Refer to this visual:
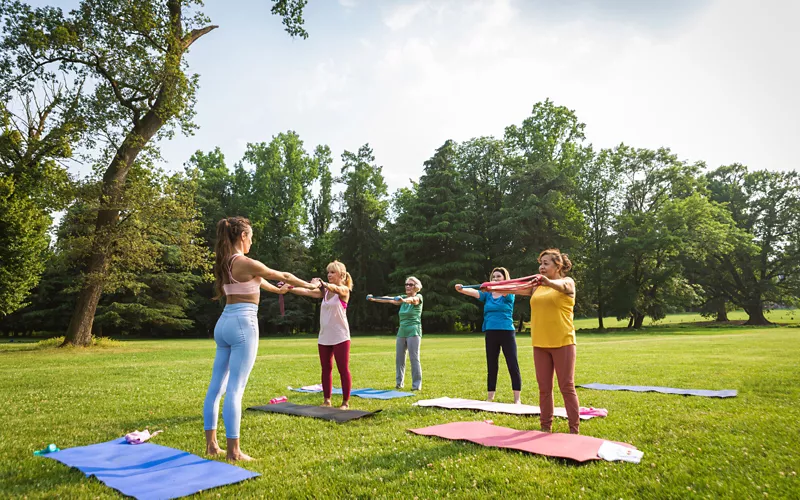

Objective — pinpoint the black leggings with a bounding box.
[485,330,522,391]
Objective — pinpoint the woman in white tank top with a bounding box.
[282,261,354,409]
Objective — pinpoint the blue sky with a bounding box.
[29,0,800,191]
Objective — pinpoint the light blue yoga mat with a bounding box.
[42,437,259,499]
[579,383,737,398]
[290,386,414,399]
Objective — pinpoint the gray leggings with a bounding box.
[396,335,422,390]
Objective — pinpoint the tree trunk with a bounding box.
[62,112,167,346]
[715,302,729,322]
[626,315,634,328]
[597,295,605,330]
[744,303,771,325]
[633,312,645,329]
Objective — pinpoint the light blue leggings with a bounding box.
[203,303,259,439]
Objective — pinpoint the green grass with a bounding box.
[573,308,800,330]
[1,324,799,498]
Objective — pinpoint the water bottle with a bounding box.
[269,396,288,404]
[34,443,59,456]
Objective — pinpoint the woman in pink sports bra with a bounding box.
[282,260,353,409]
[203,217,317,462]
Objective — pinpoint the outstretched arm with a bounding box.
[242,258,317,290]
[281,283,324,299]
[455,284,480,299]
[539,276,575,297]
[367,295,403,306]
[318,281,351,302]
[400,295,421,306]
[260,279,283,294]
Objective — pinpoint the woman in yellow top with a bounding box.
[512,248,579,434]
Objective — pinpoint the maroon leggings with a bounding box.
[534,344,580,434]
[318,341,352,401]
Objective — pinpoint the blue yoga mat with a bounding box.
[42,437,259,499]
[579,383,737,398]
[290,386,414,399]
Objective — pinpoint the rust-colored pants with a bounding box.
[533,344,580,434]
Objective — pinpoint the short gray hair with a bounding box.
[405,276,422,292]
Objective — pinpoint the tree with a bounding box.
[58,165,210,335]
[391,140,483,331]
[306,144,335,332]
[335,144,389,331]
[605,145,710,328]
[0,0,308,345]
[473,101,587,328]
[0,86,80,316]
[457,136,508,280]
[575,147,622,329]
[696,165,800,324]
[243,131,318,269]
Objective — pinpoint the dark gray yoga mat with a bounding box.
[248,402,381,422]
[579,383,737,398]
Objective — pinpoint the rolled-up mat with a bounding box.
[579,383,737,398]
[413,397,606,420]
[41,437,259,499]
[248,402,380,422]
[409,421,641,463]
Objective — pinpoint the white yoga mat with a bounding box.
[413,397,607,420]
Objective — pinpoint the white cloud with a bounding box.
[296,60,351,113]
[160,0,799,195]
[338,0,357,8]
[383,2,427,31]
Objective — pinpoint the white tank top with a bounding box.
[318,289,350,345]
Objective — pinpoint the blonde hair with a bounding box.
[490,267,510,281]
[326,260,354,290]
[405,276,422,292]
[538,248,573,277]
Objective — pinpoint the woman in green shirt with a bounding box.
[368,276,424,390]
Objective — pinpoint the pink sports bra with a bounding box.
[222,254,262,295]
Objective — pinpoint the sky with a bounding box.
[27,0,800,192]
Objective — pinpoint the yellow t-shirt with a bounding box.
[529,285,576,348]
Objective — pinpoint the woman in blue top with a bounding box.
[455,267,522,403]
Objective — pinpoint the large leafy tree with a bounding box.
[335,144,389,331]
[457,136,508,278]
[0,0,308,345]
[496,101,586,324]
[391,140,483,332]
[0,87,80,316]
[605,145,713,328]
[5,165,210,336]
[695,165,800,324]
[243,131,318,269]
[575,146,621,329]
[306,144,335,332]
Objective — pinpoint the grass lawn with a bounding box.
[1,322,799,498]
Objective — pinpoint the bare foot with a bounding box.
[227,451,254,462]
[321,399,332,407]
[206,445,224,456]
[514,400,522,405]
[339,402,349,410]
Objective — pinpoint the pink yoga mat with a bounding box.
[409,421,636,463]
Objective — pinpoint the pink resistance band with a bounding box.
[479,275,541,292]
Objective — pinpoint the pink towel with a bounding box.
[579,407,608,417]
[124,429,162,445]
